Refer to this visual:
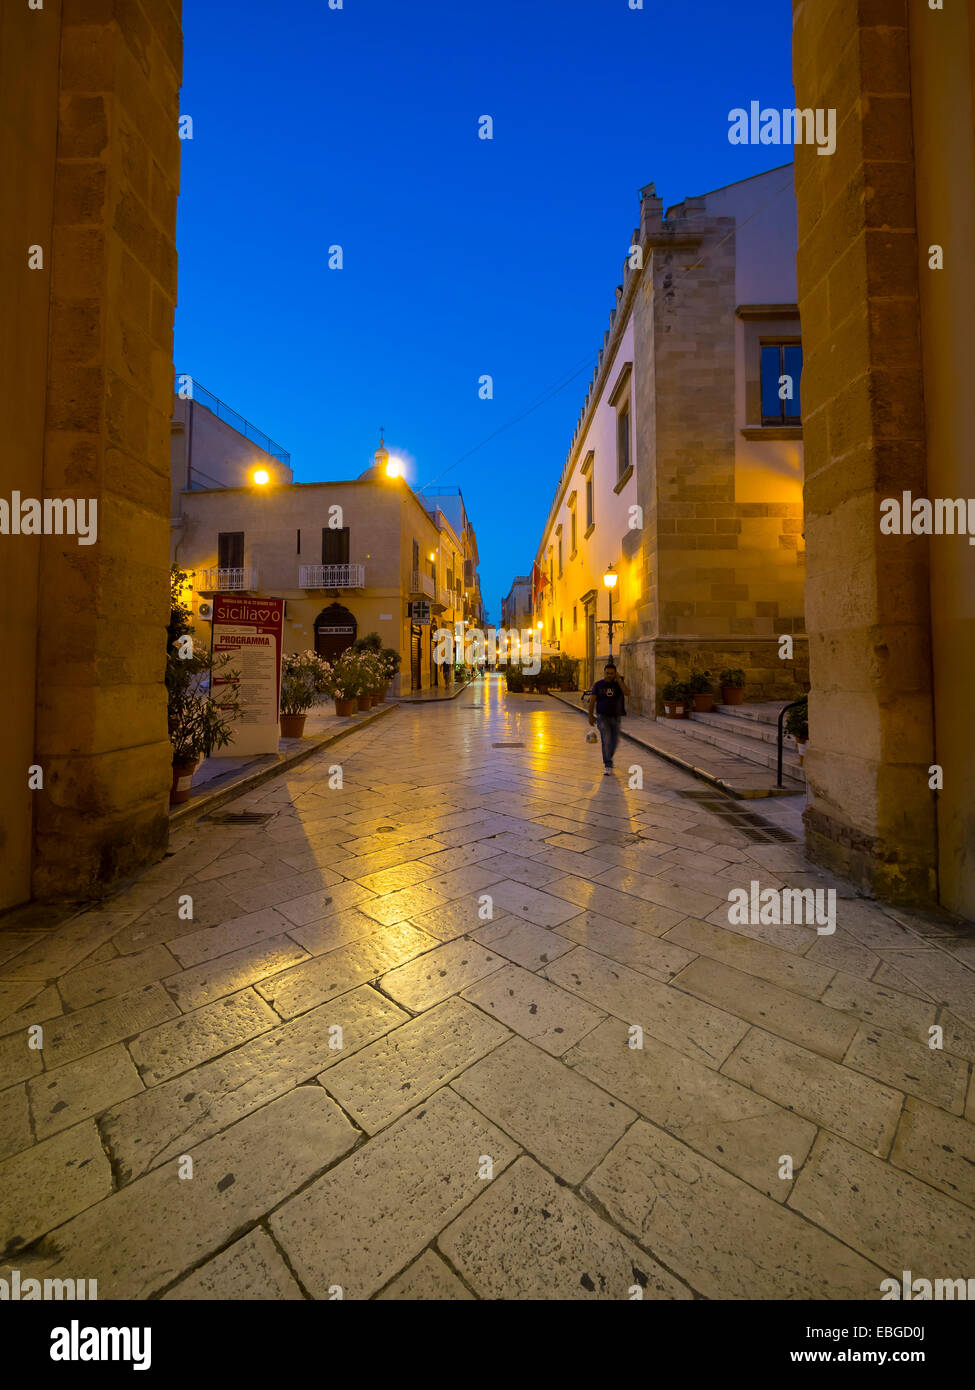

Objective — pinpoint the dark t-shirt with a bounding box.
[592,679,625,717]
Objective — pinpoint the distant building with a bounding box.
[531,166,806,712]
[501,576,532,633]
[170,402,483,692]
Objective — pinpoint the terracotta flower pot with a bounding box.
[334,696,357,716]
[170,757,199,805]
[356,694,372,711]
[692,693,715,713]
[280,713,307,738]
[720,685,744,705]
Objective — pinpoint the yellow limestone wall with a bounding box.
[792,0,942,904]
[1,0,183,906]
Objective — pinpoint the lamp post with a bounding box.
[600,564,622,660]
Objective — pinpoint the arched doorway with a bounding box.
[314,604,357,661]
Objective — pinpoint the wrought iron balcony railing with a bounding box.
[299,564,366,589]
[197,566,256,593]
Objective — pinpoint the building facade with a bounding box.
[170,418,483,694]
[531,167,808,714]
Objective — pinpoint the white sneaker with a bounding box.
[603,767,613,776]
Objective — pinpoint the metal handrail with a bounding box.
[777,699,806,788]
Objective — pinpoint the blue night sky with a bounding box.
[175,0,796,623]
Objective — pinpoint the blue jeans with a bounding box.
[596,715,621,767]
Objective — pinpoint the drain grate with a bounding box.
[673,789,798,843]
[204,811,273,825]
[492,742,525,748]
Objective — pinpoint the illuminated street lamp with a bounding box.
[600,564,622,660]
[252,468,270,486]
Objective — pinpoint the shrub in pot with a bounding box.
[505,668,525,693]
[352,634,387,704]
[719,667,746,704]
[688,668,715,712]
[380,646,401,699]
[280,650,333,737]
[332,648,365,715]
[554,652,579,691]
[167,566,242,803]
[785,695,809,764]
[661,677,691,719]
[536,659,558,693]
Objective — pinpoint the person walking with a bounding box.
[587,661,629,774]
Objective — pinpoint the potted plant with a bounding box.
[554,652,579,691]
[351,652,375,709]
[166,568,242,803]
[688,668,715,713]
[660,676,691,719]
[453,662,468,684]
[719,668,746,705]
[280,650,332,737]
[785,695,809,764]
[536,659,556,694]
[505,668,525,693]
[331,648,364,716]
[380,646,401,700]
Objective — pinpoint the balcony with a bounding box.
[197,566,257,594]
[299,564,365,589]
[436,586,456,610]
[410,570,436,598]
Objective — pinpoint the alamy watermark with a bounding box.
[880,492,975,544]
[727,880,836,935]
[0,493,97,545]
[881,1271,973,1300]
[728,102,836,156]
[1,1269,97,1300]
[434,624,541,674]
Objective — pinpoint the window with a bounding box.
[296,529,301,554]
[218,532,244,570]
[761,343,803,424]
[559,614,563,633]
[586,476,594,529]
[573,606,578,631]
[570,509,577,554]
[322,526,350,565]
[558,535,563,576]
[412,539,420,573]
[616,404,631,480]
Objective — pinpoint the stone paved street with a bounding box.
[1,677,973,1300]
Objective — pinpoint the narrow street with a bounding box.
[2,677,973,1300]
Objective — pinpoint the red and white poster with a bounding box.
[210,595,285,755]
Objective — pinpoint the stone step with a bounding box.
[660,712,806,784]
[714,700,794,727]
[693,706,797,748]
[546,691,806,798]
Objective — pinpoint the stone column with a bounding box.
[5,0,183,902]
[792,0,937,902]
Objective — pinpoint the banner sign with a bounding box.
[211,595,285,755]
